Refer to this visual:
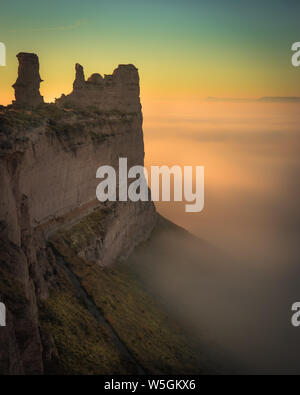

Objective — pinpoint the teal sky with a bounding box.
[0,0,299,103]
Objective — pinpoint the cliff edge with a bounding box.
[0,53,158,374]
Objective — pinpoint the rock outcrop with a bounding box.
[73,63,85,90]
[56,63,141,113]
[0,53,157,374]
[12,53,44,109]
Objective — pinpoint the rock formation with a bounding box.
[12,53,44,109]
[56,63,141,113]
[0,53,157,374]
[73,63,85,90]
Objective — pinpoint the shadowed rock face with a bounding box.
[12,53,44,109]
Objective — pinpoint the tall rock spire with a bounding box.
[73,63,85,91]
[12,53,44,109]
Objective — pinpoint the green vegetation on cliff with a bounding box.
[39,290,135,375]
[45,210,201,374]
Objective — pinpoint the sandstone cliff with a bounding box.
[0,53,158,374]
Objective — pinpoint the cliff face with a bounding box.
[0,54,157,374]
[0,108,149,246]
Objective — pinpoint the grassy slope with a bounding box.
[46,210,203,374]
[39,263,136,375]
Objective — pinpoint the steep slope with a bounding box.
[46,211,203,374]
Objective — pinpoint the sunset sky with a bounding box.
[0,0,300,105]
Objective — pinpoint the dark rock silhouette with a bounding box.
[12,53,44,109]
[73,63,85,90]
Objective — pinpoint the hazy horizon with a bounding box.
[1,0,300,106]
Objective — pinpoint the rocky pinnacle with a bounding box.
[12,53,44,109]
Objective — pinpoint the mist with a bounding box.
[127,101,300,374]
